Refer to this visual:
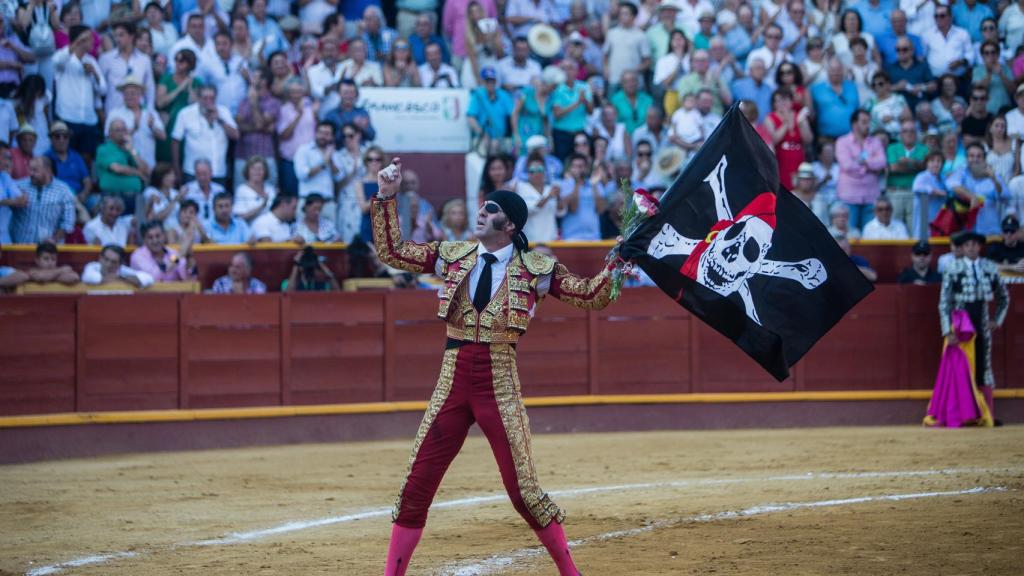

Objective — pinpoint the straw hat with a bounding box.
[528,24,562,58]
[653,146,686,179]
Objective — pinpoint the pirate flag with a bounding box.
[619,103,874,381]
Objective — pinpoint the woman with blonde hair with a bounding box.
[234,155,277,222]
[437,197,472,240]
[350,145,386,242]
[383,38,422,87]
[461,0,505,88]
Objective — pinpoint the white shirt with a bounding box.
[98,49,156,112]
[861,217,910,240]
[923,26,973,77]
[53,48,108,124]
[171,103,238,178]
[105,106,165,167]
[197,52,248,114]
[418,62,460,88]
[467,241,514,303]
[146,21,179,56]
[306,60,344,100]
[339,58,383,86]
[83,215,135,247]
[293,142,347,199]
[233,182,276,221]
[1006,108,1024,140]
[515,179,562,243]
[143,186,179,228]
[250,211,295,242]
[0,100,19,144]
[745,46,790,80]
[169,35,217,64]
[182,180,226,221]
[496,56,541,91]
[82,261,155,287]
[901,0,935,38]
[675,0,715,38]
[999,3,1024,53]
[670,107,702,144]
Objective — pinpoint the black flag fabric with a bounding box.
[619,103,874,381]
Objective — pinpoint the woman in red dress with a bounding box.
[765,89,814,191]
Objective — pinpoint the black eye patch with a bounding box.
[484,202,501,214]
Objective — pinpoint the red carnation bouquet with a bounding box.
[608,179,659,300]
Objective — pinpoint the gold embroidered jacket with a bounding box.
[372,196,612,344]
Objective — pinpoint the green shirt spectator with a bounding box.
[95,122,147,197]
[886,140,929,189]
[608,71,653,133]
[549,80,592,133]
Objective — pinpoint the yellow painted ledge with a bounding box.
[2,390,1022,429]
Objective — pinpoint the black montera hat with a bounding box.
[486,190,530,251]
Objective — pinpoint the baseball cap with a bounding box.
[1016,83,1024,96]
[568,31,586,44]
[911,241,931,255]
[480,67,497,81]
[1002,214,1020,233]
[525,134,548,150]
[796,162,814,179]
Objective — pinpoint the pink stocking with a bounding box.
[534,521,580,576]
[384,524,423,576]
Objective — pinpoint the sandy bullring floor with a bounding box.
[2,426,1023,575]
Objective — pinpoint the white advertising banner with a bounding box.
[358,88,471,153]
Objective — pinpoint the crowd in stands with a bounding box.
[1,0,1024,290]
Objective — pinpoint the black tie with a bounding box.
[473,253,498,312]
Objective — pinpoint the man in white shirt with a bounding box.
[105,76,166,167]
[171,85,239,183]
[861,197,910,239]
[1006,85,1024,139]
[603,2,651,88]
[197,31,249,114]
[339,37,383,86]
[922,5,973,79]
[83,195,135,246]
[179,0,229,41]
[418,41,459,88]
[497,37,541,94]
[306,36,345,100]
[53,25,108,158]
[294,121,347,199]
[98,22,156,113]
[170,14,217,63]
[250,195,302,243]
[82,244,154,288]
[182,159,226,221]
[745,23,790,80]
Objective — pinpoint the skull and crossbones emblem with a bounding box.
[647,155,827,325]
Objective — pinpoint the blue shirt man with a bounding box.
[730,76,773,123]
[876,32,923,65]
[409,33,450,65]
[811,80,860,138]
[947,149,1010,236]
[0,169,20,244]
[549,80,591,134]
[44,148,89,196]
[853,0,895,39]
[468,68,515,139]
[952,0,993,42]
[206,192,252,244]
[558,165,602,241]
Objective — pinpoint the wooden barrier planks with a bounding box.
[77,294,180,411]
[0,297,78,415]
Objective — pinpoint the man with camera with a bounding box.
[373,157,617,576]
[284,246,340,292]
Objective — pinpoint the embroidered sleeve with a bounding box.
[938,269,954,336]
[371,196,439,274]
[548,263,613,311]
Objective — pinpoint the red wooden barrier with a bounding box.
[0,297,77,415]
[284,292,385,405]
[77,295,180,411]
[180,295,282,408]
[0,285,1019,417]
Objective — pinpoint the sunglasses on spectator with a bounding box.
[982,49,998,55]
[896,46,911,52]
[527,166,545,173]
[765,33,782,39]
[51,133,70,139]
[636,151,652,157]
[971,94,988,101]
[367,156,384,162]
[982,25,996,31]
[483,201,503,214]
[935,12,949,18]
[875,207,892,212]
[344,132,359,138]
[873,80,888,87]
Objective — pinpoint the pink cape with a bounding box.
[924,310,993,428]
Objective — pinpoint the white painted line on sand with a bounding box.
[441,486,1008,576]
[24,466,1022,575]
